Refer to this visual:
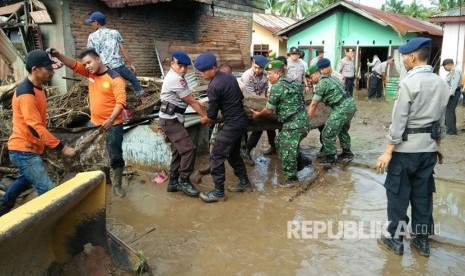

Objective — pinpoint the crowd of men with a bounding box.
[0,10,457,259]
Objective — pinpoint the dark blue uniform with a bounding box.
[207,71,249,192]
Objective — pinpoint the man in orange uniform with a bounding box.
[0,50,76,216]
[51,48,127,197]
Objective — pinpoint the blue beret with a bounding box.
[194,53,217,72]
[316,58,331,69]
[172,50,191,65]
[399,37,431,54]
[253,55,268,68]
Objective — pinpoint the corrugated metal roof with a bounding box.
[276,0,442,37]
[101,0,211,8]
[0,2,22,16]
[430,6,465,18]
[253,13,298,34]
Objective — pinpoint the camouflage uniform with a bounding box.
[314,75,357,156]
[266,77,311,179]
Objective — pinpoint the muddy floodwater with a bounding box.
[108,153,465,275]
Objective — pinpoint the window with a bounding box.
[253,44,269,56]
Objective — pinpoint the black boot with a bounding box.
[241,148,255,166]
[0,204,11,217]
[167,173,179,193]
[337,149,355,160]
[178,176,200,197]
[227,175,253,192]
[377,235,404,255]
[297,152,312,171]
[200,183,225,203]
[318,154,336,165]
[411,235,430,257]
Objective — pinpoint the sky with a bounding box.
[357,0,433,9]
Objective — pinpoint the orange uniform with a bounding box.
[71,60,126,125]
[8,78,63,154]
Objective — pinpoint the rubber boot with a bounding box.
[297,152,312,171]
[178,176,200,197]
[337,149,355,160]
[377,235,404,255]
[411,235,430,257]
[227,175,253,192]
[167,173,179,192]
[110,167,126,198]
[0,204,11,217]
[318,154,336,165]
[200,183,225,203]
[241,147,255,166]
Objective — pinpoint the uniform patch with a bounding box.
[180,78,187,88]
[103,81,110,88]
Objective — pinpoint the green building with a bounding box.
[276,0,443,90]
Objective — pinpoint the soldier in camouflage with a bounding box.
[252,60,311,187]
[308,59,357,164]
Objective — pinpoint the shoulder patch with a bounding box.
[106,69,122,79]
[15,78,36,97]
[180,78,188,89]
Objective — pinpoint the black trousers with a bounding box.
[159,118,196,178]
[445,88,461,134]
[384,152,437,237]
[344,76,355,97]
[247,130,276,151]
[368,75,382,99]
[210,126,248,189]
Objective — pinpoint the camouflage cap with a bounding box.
[265,60,285,71]
[308,64,319,75]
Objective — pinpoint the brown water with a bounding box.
[108,155,465,275]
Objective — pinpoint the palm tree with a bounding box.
[405,0,427,18]
[432,0,461,11]
[311,0,341,10]
[266,0,284,15]
[381,0,406,14]
[279,0,313,19]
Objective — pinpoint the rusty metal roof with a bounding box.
[101,0,211,8]
[253,13,298,34]
[276,0,442,37]
[430,6,465,18]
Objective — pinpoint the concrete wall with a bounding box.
[251,22,286,56]
[439,22,465,78]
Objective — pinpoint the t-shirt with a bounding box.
[72,61,126,126]
[207,71,248,130]
[160,69,191,122]
[87,27,124,69]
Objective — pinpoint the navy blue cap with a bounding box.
[85,12,105,25]
[252,55,268,68]
[194,53,217,72]
[172,51,191,65]
[288,47,300,54]
[316,58,331,69]
[26,50,61,69]
[399,37,431,54]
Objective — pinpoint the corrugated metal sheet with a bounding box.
[253,13,298,34]
[30,10,52,24]
[0,2,22,16]
[277,0,442,37]
[430,6,465,18]
[101,0,211,8]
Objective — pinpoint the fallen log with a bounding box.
[0,82,19,103]
[283,165,329,202]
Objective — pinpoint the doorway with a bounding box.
[358,46,389,89]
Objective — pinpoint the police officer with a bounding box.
[376,38,449,257]
[195,53,252,202]
[337,48,356,97]
[308,58,357,164]
[252,60,311,187]
[442,58,462,135]
[368,56,394,101]
[287,47,310,94]
[159,51,207,197]
[241,55,277,163]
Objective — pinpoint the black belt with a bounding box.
[405,126,432,134]
[329,94,349,109]
[173,106,186,114]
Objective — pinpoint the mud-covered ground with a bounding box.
[107,90,465,275]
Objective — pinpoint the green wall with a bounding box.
[287,10,418,68]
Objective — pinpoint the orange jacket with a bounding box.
[8,78,63,154]
[71,61,126,126]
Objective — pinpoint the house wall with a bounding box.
[40,0,257,93]
[439,22,465,78]
[251,22,284,56]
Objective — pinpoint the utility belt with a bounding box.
[282,106,305,124]
[371,71,382,78]
[329,93,349,109]
[402,121,442,141]
[160,100,186,115]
